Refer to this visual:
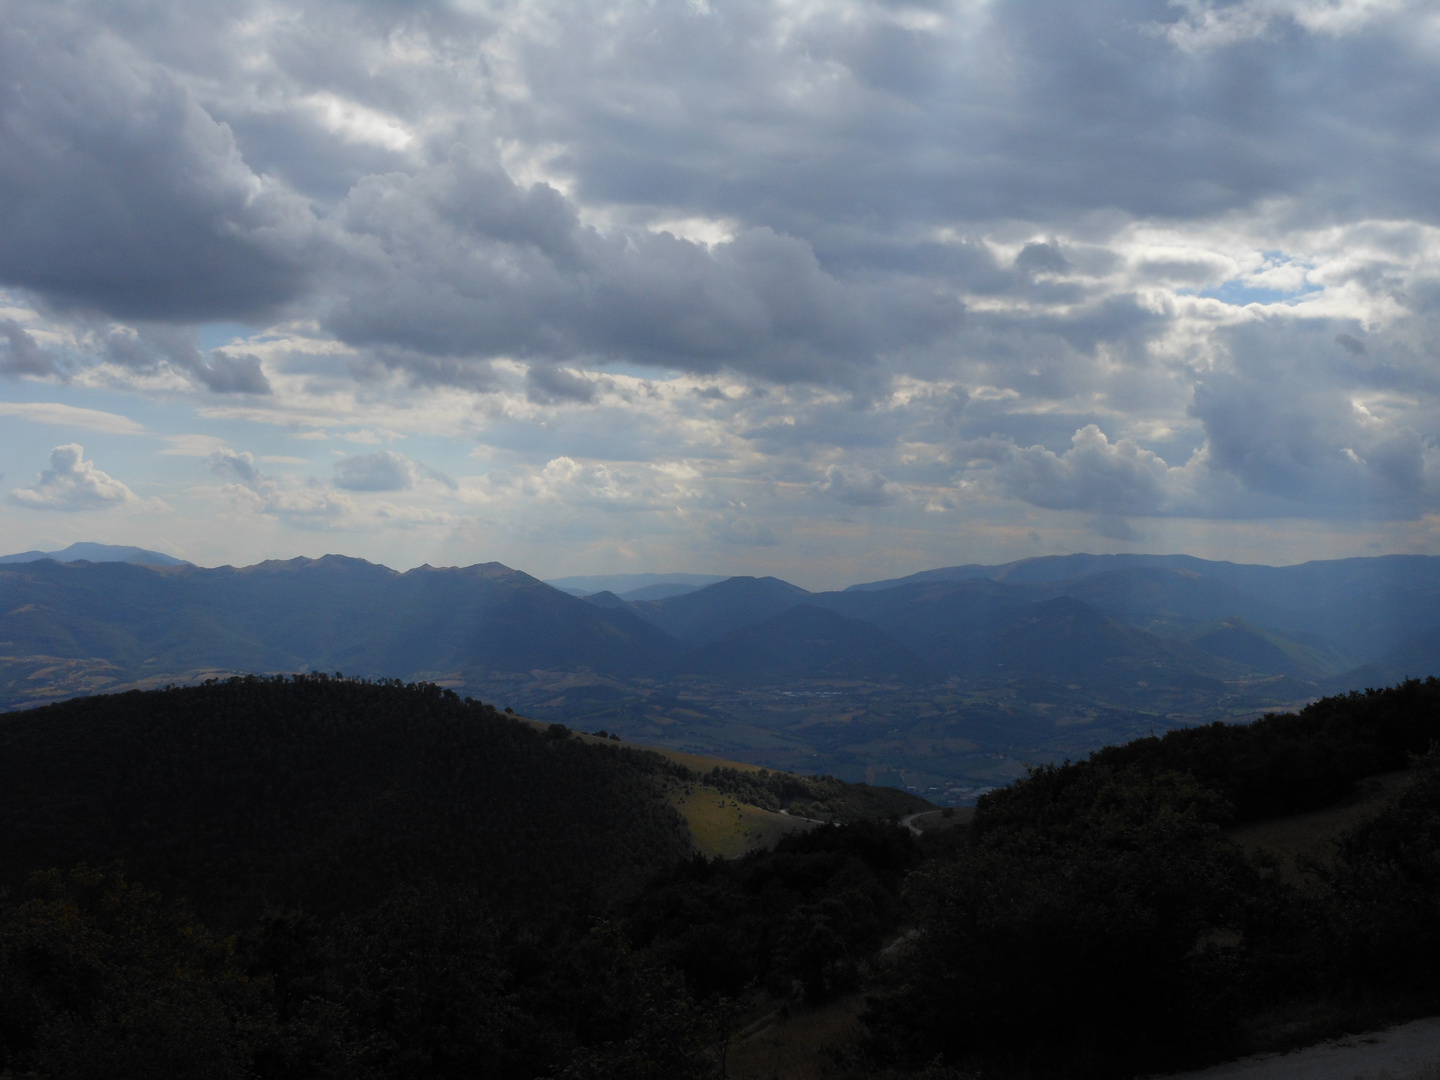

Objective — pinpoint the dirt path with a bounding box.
[1153,1018,1440,1080]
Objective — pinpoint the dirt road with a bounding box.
[1154,1018,1440,1080]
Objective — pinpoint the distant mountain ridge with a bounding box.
[7,547,1440,728]
[0,542,188,566]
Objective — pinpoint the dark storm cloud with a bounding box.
[526,365,599,405]
[0,6,316,322]
[517,0,1440,242]
[0,321,61,377]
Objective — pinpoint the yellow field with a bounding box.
[671,783,814,858]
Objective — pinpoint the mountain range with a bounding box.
[5,546,1440,801]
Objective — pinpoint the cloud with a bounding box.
[0,5,314,321]
[707,516,781,548]
[195,353,271,394]
[9,444,138,511]
[208,447,263,486]
[333,450,420,492]
[0,0,1439,569]
[1335,332,1367,356]
[103,327,272,394]
[0,402,143,434]
[326,149,961,387]
[965,425,1183,518]
[526,364,600,404]
[1189,371,1434,516]
[814,464,903,507]
[0,320,62,377]
[205,445,351,524]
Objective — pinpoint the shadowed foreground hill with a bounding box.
[0,676,924,928]
[0,676,699,926]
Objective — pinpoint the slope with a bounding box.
[0,557,685,708]
[0,676,695,926]
[629,575,813,645]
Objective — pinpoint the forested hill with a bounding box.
[0,676,922,927]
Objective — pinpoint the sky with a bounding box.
[2,0,1440,589]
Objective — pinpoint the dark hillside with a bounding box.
[0,676,694,926]
[861,678,1440,1080]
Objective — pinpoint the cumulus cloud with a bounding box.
[965,425,1184,518]
[9,444,138,511]
[208,447,263,486]
[205,445,351,525]
[333,450,420,492]
[814,464,903,507]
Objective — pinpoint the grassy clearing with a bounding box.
[671,783,813,858]
[518,716,768,773]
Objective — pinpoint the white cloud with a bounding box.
[963,426,1188,518]
[0,402,143,434]
[9,444,140,511]
[333,450,419,492]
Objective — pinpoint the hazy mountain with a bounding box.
[815,578,1042,668]
[0,542,189,566]
[845,553,1210,591]
[1039,567,1314,637]
[544,571,727,596]
[1331,625,1440,691]
[846,554,1440,666]
[619,582,706,601]
[677,605,935,684]
[965,595,1235,690]
[1182,617,1350,680]
[630,575,814,646]
[0,557,683,708]
[581,590,631,609]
